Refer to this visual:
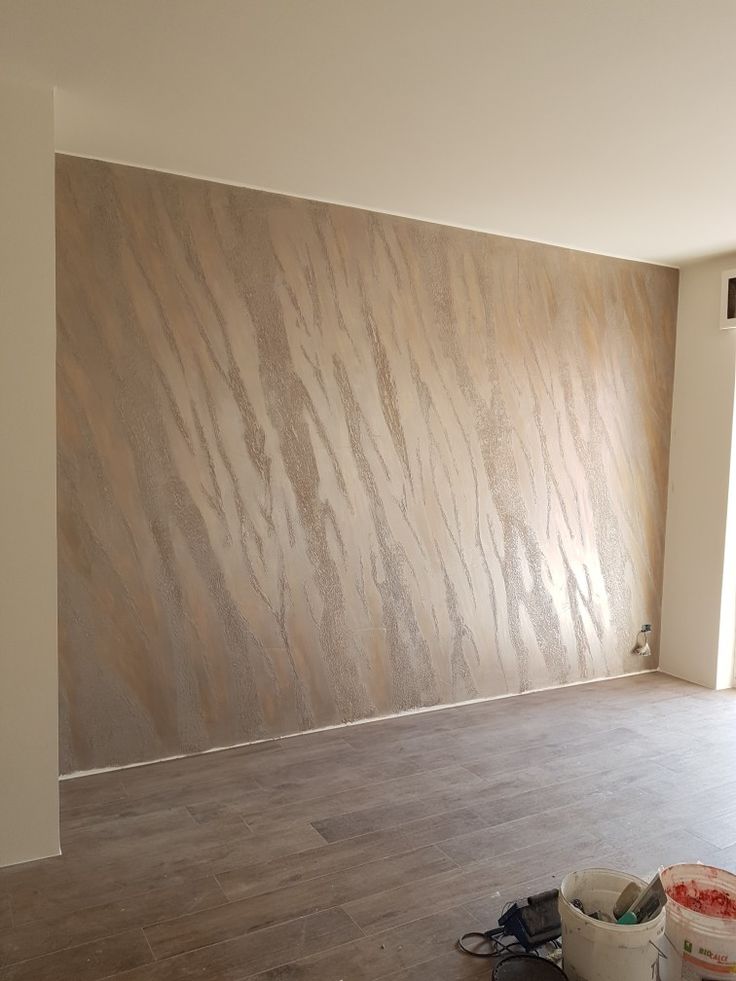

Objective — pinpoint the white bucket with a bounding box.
[660,864,736,980]
[559,868,666,981]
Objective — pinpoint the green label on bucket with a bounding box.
[684,940,692,953]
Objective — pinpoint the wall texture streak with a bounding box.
[56,155,678,773]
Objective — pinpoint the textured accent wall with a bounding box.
[56,155,678,773]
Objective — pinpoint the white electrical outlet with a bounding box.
[632,624,652,656]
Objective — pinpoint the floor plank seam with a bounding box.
[340,904,367,937]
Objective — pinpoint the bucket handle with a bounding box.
[649,939,668,960]
[649,936,674,981]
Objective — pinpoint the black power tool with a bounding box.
[498,890,562,949]
[458,888,562,957]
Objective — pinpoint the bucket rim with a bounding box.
[560,868,665,933]
[660,863,736,925]
[492,952,569,978]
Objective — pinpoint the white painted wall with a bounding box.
[0,78,59,866]
[1,1,736,264]
[661,253,736,689]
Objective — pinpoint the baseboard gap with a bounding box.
[60,666,658,780]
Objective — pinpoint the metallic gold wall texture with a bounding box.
[56,155,678,773]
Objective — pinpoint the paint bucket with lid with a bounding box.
[660,863,736,980]
[559,868,666,981]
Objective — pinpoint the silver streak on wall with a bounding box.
[56,155,678,772]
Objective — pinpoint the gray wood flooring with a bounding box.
[2,672,736,980]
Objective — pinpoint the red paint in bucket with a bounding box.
[667,882,736,919]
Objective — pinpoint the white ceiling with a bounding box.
[2,0,735,266]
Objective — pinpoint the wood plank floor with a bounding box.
[2,672,736,980]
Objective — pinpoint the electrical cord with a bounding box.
[457,928,538,958]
